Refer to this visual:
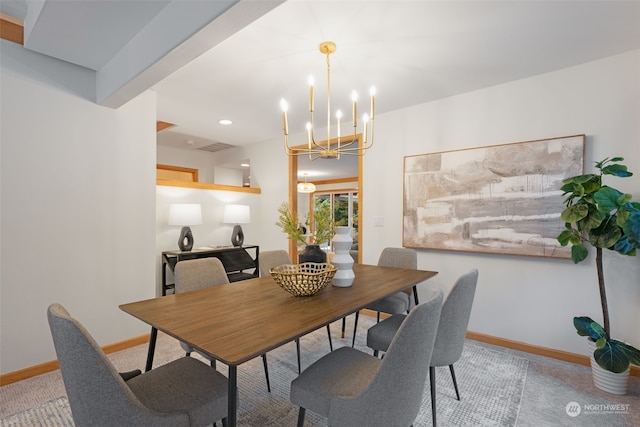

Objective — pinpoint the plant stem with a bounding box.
[596,246,610,339]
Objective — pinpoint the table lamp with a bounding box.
[223,204,250,247]
[168,204,202,251]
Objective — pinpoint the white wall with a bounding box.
[1,41,158,374]
[363,50,640,354]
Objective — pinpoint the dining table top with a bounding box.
[119,263,438,366]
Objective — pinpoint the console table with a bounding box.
[161,245,259,295]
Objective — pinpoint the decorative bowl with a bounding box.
[270,263,338,297]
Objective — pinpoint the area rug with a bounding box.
[1,323,528,427]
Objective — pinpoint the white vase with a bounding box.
[587,340,630,395]
[331,226,355,287]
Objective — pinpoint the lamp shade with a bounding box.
[223,204,250,224]
[168,204,202,226]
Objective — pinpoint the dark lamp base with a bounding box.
[231,225,244,247]
[178,226,194,251]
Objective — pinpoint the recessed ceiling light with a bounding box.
[219,119,232,125]
[240,163,250,167]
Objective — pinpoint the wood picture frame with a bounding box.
[403,134,585,258]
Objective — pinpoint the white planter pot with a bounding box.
[587,340,630,395]
[331,226,355,287]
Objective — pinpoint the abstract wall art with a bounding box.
[403,135,585,258]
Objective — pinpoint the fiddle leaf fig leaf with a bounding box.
[579,207,605,231]
[618,193,632,205]
[581,178,602,195]
[571,244,588,263]
[563,174,598,185]
[573,316,604,339]
[557,230,571,246]
[620,341,640,367]
[561,204,589,223]
[622,209,640,243]
[614,237,633,254]
[616,208,630,226]
[594,187,624,213]
[602,163,632,177]
[594,340,640,373]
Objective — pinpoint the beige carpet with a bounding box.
[1,316,528,426]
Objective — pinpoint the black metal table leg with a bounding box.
[228,365,238,427]
[145,327,158,372]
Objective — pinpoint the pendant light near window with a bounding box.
[298,173,316,193]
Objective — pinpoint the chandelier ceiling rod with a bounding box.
[280,41,375,160]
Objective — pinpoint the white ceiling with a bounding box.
[3,0,640,179]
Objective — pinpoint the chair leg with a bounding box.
[296,338,301,374]
[262,354,271,393]
[449,364,460,401]
[297,407,306,427]
[185,352,191,357]
[326,324,333,351]
[376,311,381,322]
[430,366,437,427]
[210,359,216,369]
[412,285,419,306]
[341,316,346,338]
[351,311,360,347]
[373,349,379,358]
[222,418,228,427]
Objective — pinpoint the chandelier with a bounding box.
[280,41,375,160]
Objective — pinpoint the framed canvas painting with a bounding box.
[403,134,585,258]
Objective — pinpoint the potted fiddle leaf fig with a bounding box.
[276,201,335,263]
[557,157,640,392]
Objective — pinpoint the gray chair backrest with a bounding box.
[377,247,417,269]
[329,290,443,426]
[431,269,479,367]
[174,258,229,293]
[259,250,291,277]
[47,304,187,426]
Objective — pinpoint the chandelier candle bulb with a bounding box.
[351,90,358,128]
[370,86,376,119]
[309,76,314,112]
[280,99,289,135]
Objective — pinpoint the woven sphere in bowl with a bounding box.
[270,263,338,297]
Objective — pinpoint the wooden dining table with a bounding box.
[119,263,438,426]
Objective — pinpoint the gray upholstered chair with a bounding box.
[258,249,292,277]
[350,247,419,346]
[175,257,271,392]
[290,289,443,427]
[258,250,333,373]
[47,303,228,427]
[366,269,479,427]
